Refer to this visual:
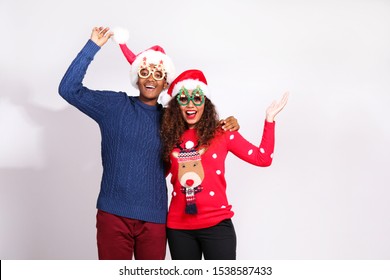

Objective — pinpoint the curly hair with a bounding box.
[161,96,220,163]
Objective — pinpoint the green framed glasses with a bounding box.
[176,87,205,106]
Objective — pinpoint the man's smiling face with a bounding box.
[137,64,168,106]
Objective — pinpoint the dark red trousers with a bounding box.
[96,210,166,260]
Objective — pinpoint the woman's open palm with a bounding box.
[266,92,289,122]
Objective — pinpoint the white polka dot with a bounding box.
[248,149,253,155]
[212,153,217,159]
[185,141,194,149]
[260,148,265,153]
[172,192,177,196]
[209,191,215,196]
[216,170,222,175]
[221,205,226,209]
[270,153,274,158]
[229,134,235,140]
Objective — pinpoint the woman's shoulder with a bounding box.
[212,127,238,143]
[216,127,241,138]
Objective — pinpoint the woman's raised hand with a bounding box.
[266,92,289,122]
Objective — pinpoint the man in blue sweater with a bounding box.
[59,26,238,260]
[59,26,175,260]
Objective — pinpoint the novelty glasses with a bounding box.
[138,66,166,81]
[176,87,205,106]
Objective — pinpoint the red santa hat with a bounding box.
[112,27,175,89]
[159,69,209,106]
[167,69,209,97]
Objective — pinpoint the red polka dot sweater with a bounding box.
[167,120,275,230]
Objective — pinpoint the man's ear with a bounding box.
[163,82,169,90]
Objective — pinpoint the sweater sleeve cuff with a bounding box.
[80,39,101,59]
[264,119,275,127]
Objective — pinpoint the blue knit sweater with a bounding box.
[58,40,167,224]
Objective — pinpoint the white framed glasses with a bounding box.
[138,66,166,81]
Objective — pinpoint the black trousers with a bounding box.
[167,219,237,260]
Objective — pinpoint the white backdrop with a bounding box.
[1,0,389,260]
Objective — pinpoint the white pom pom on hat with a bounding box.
[111,27,129,44]
[111,27,175,89]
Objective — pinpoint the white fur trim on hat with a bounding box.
[130,50,175,89]
[158,91,173,107]
[171,79,209,97]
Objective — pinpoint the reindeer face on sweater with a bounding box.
[172,141,205,214]
[177,157,204,188]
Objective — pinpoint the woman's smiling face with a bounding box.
[178,89,205,128]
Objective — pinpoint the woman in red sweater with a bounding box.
[161,69,288,260]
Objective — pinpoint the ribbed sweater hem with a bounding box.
[97,197,167,224]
